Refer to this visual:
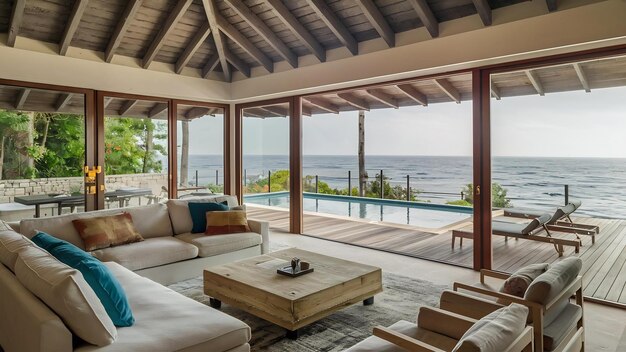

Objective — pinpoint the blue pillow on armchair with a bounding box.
[187,202,229,233]
[32,231,135,327]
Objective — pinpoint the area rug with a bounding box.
[168,271,448,351]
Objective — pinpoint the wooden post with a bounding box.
[358,110,366,197]
[290,96,303,234]
[180,120,189,186]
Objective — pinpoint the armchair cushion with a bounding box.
[543,303,583,351]
[524,257,582,305]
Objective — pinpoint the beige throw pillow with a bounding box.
[14,246,117,346]
[0,229,34,272]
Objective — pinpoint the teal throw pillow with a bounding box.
[188,202,229,233]
[32,232,135,327]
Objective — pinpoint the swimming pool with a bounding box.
[244,192,472,229]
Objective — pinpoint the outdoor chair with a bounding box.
[451,213,581,257]
[447,257,584,352]
[345,303,533,352]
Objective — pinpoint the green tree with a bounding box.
[104,118,167,175]
[461,182,512,208]
[0,110,30,179]
[33,113,85,178]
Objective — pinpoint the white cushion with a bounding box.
[525,257,582,305]
[167,195,239,235]
[91,237,199,271]
[14,246,117,346]
[0,229,34,272]
[74,262,250,352]
[175,232,261,257]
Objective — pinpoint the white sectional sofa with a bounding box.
[0,195,269,352]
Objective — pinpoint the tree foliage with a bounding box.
[460,182,512,208]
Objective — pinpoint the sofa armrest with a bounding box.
[7,221,20,232]
[417,306,476,340]
[439,290,503,320]
[248,218,270,254]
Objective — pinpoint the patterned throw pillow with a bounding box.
[205,210,251,235]
[72,213,144,251]
[496,263,549,304]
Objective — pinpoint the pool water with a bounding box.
[244,192,472,229]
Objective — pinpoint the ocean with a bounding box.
[185,154,626,219]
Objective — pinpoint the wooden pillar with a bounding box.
[290,97,303,234]
[168,101,178,199]
[223,103,233,195]
[89,90,102,211]
[180,120,189,186]
[358,110,366,197]
[234,104,243,205]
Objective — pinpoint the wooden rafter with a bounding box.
[305,97,339,114]
[546,0,558,12]
[14,88,30,109]
[201,0,231,81]
[119,99,139,116]
[185,107,211,119]
[365,89,398,108]
[105,0,142,63]
[573,63,591,92]
[525,70,545,96]
[263,105,290,117]
[149,103,168,118]
[243,110,263,118]
[59,0,89,55]
[143,0,193,69]
[406,0,439,38]
[472,0,492,26]
[224,0,297,69]
[355,0,395,47]
[201,55,220,79]
[265,0,325,63]
[7,0,25,47]
[216,14,274,73]
[337,93,369,111]
[103,97,114,109]
[302,105,312,116]
[55,93,73,111]
[434,78,461,103]
[175,22,211,74]
[306,0,358,55]
[490,81,501,100]
[225,47,251,78]
[396,84,427,106]
[258,107,283,117]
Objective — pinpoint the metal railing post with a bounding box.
[268,170,271,193]
[348,170,351,196]
[564,184,569,205]
[406,174,410,201]
[461,191,465,200]
[215,170,219,185]
[195,170,198,187]
[380,170,384,199]
[315,175,319,193]
[243,169,247,186]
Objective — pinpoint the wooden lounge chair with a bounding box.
[452,213,581,257]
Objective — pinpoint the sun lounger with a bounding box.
[452,213,581,257]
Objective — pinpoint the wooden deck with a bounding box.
[247,205,626,305]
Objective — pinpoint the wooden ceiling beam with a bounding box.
[396,84,427,106]
[175,22,211,74]
[525,70,545,96]
[103,97,114,109]
[55,93,73,112]
[305,0,358,55]
[263,105,290,117]
[490,81,501,100]
[59,0,89,55]
[365,89,398,109]
[302,105,312,117]
[258,107,284,118]
[202,0,231,81]
[337,93,369,111]
[142,0,193,69]
[472,0,492,26]
[224,0,297,69]
[225,47,251,78]
[201,55,220,79]
[216,14,274,73]
[149,103,168,118]
[573,63,591,93]
[185,107,212,119]
[243,110,263,118]
[546,0,557,12]
[14,88,30,110]
[305,97,340,114]
[105,0,142,63]
[355,0,395,47]
[434,79,461,103]
[406,0,439,38]
[7,0,25,47]
[119,99,139,116]
[265,0,325,63]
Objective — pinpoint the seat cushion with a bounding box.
[75,262,250,352]
[167,196,240,235]
[91,237,198,271]
[543,303,582,351]
[175,232,262,257]
[0,229,34,272]
[72,213,144,251]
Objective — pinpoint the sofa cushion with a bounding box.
[497,263,550,303]
[525,257,582,305]
[543,303,582,351]
[188,202,229,233]
[175,232,261,258]
[91,237,199,271]
[73,262,250,352]
[73,213,144,251]
[19,203,174,250]
[205,210,251,235]
[32,232,135,327]
[167,195,240,235]
[14,246,117,346]
[0,229,34,272]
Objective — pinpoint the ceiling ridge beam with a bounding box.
[355,0,395,47]
[305,97,339,114]
[105,0,143,63]
[265,0,325,63]
[14,88,31,109]
[225,47,252,78]
[216,14,274,73]
[7,0,25,47]
[573,63,591,93]
[149,103,168,118]
[434,79,461,103]
[201,55,220,79]
[365,89,398,108]
[396,84,427,106]
[306,0,358,55]
[224,0,298,69]
[119,99,139,116]
[202,0,231,81]
[59,0,90,55]
[525,70,545,96]
[175,22,211,74]
[55,93,73,111]
[490,81,501,100]
[142,0,193,69]
[337,93,369,111]
[472,0,492,26]
[407,0,438,38]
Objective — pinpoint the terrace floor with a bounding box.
[247,205,626,306]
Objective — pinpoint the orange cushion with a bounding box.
[204,210,251,235]
[72,213,144,251]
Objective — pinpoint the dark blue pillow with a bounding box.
[188,202,229,233]
[32,232,135,327]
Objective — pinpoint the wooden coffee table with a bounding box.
[203,248,383,339]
